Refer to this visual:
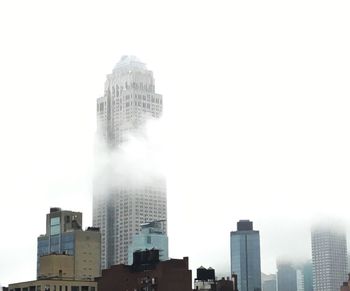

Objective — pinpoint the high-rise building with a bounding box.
[127,220,168,264]
[262,273,277,291]
[93,56,167,269]
[37,207,101,281]
[311,225,348,291]
[302,261,313,291]
[277,261,297,291]
[230,220,261,291]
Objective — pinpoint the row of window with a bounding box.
[11,286,95,291]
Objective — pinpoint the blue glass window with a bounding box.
[50,217,60,235]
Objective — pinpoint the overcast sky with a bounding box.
[1,0,350,286]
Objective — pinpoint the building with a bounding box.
[37,208,101,281]
[93,55,167,268]
[230,220,261,291]
[8,279,97,291]
[128,220,168,264]
[194,266,216,290]
[296,268,305,291]
[341,274,350,291]
[275,260,313,291]
[311,224,348,291]
[193,267,237,291]
[97,250,192,291]
[302,262,313,291]
[277,261,297,291]
[261,273,276,291]
[216,277,237,291]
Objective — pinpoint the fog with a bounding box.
[94,119,166,192]
[1,0,350,286]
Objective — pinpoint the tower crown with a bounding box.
[113,55,147,73]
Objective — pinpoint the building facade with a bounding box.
[127,220,168,265]
[9,279,97,291]
[341,275,350,291]
[261,274,276,291]
[93,55,167,268]
[230,220,261,291]
[277,261,297,291]
[97,250,192,291]
[311,225,348,291]
[302,261,313,291]
[37,208,101,281]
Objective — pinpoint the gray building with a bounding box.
[128,220,168,264]
[311,224,348,291]
[302,261,313,291]
[230,220,261,291]
[262,274,277,291]
[93,56,167,268]
[277,261,297,291]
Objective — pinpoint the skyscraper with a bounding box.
[311,224,348,291]
[230,220,261,291]
[277,261,297,291]
[93,56,167,269]
[262,274,277,291]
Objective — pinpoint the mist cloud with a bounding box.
[93,118,166,194]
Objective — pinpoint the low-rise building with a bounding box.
[97,249,192,291]
[341,274,350,291]
[193,267,237,291]
[8,279,96,291]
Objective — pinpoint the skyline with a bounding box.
[1,0,350,286]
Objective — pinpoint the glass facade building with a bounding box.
[37,208,83,277]
[128,220,168,265]
[230,220,261,291]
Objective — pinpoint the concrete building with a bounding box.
[311,224,348,291]
[128,220,168,264]
[93,55,167,268]
[230,220,261,291]
[97,249,192,291]
[37,208,101,281]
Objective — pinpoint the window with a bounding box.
[51,225,60,238]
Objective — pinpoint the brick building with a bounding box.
[97,250,192,291]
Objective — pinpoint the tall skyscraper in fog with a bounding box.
[311,225,348,291]
[93,56,167,269]
[230,220,261,291]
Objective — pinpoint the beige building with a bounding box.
[37,208,101,281]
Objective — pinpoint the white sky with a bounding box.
[1,0,350,286]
